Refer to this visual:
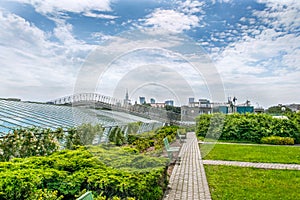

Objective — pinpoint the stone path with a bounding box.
[203,160,300,170]
[164,132,211,200]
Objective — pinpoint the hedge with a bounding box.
[261,136,294,145]
[127,126,178,152]
[0,147,168,200]
[196,113,300,143]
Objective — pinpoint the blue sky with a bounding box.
[0,0,299,108]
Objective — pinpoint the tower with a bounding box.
[124,89,130,105]
[125,89,129,102]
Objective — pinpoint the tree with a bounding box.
[108,126,126,146]
[266,105,292,114]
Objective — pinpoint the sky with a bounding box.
[0,0,299,108]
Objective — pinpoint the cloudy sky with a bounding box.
[0,0,299,108]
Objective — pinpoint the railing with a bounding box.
[48,93,181,124]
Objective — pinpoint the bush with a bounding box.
[261,136,294,145]
[0,147,168,200]
[65,124,103,149]
[127,126,178,152]
[196,113,300,144]
[109,126,126,146]
[0,124,105,161]
[0,127,64,161]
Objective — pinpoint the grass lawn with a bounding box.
[205,165,300,200]
[200,143,300,164]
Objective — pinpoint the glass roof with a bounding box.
[0,100,156,135]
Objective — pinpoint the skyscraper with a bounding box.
[150,98,155,104]
[139,96,146,104]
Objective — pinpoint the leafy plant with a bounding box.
[127,126,179,152]
[0,127,64,161]
[108,126,126,146]
[261,136,294,145]
[0,146,168,200]
[196,113,300,143]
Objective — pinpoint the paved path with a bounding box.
[203,160,300,170]
[164,132,211,200]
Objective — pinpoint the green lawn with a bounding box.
[200,143,300,164]
[205,165,300,200]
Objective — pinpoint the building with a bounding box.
[188,97,194,104]
[150,98,155,104]
[123,89,131,105]
[165,100,174,106]
[139,96,145,104]
[236,106,254,114]
[181,98,213,121]
[181,97,255,122]
[286,104,300,112]
[254,107,264,113]
[150,103,165,108]
[181,105,212,121]
[215,105,228,114]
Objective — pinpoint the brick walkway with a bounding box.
[164,132,211,200]
[203,160,300,170]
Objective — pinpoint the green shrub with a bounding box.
[0,146,168,200]
[65,124,103,149]
[0,127,64,161]
[109,126,126,146]
[261,136,294,145]
[196,113,300,144]
[127,126,178,152]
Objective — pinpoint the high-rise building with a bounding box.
[150,98,155,104]
[124,89,130,105]
[165,100,174,106]
[139,96,146,104]
[125,89,129,101]
[189,97,194,103]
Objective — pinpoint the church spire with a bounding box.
[125,89,129,101]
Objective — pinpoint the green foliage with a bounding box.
[0,127,64,161]
[177,128,186,135]
[261,136,294,145]
[286,112,300,139]
[64,127,82,149]
[196,114,212,136]
[109,126,126,146]
[164,105,181,122]
[77,124,103,145]
[65,124,103,149]
[165,105,181,114]
[88,145,167,171]
[127,126,178,152]
[196,113,300,143]
[0,146,168,200]
[181,124,195,132]
[0,124,104,161]
[30,189,64,200]
[126,122,142,135]
[266,105,292,114]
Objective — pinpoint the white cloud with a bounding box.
[179,0,205,14]
[255,0,300,32]
[10,0,112,15]
[0,10,95,101]
[140,0,206,34]
[212,1,300,107]
[143,9,200,33]
[73,30,225,104]
[83,11,118,19]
